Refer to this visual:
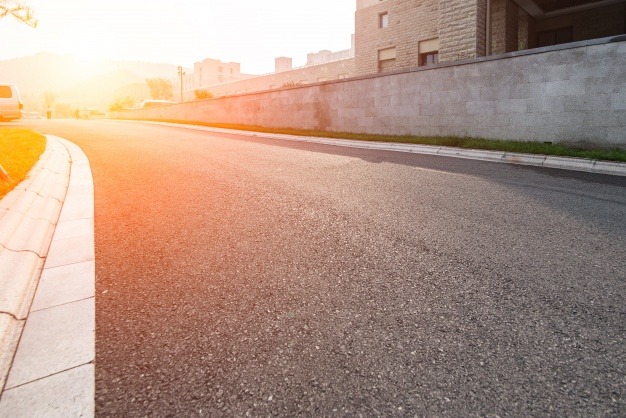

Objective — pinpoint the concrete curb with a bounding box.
[0,137,70,391]
[0,135,95,417]
[128,120,626,177]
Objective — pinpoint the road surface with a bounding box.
[8,119,626,416]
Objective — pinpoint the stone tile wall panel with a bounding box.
[119,41,626,148]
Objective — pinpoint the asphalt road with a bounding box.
[9,119,626,416]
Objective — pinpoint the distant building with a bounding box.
[180,36,356,99]
[193,58,254,87]
[177,58,256,100]
[355,0,626,76]
[275,57,293,73]
[306,35,355,66]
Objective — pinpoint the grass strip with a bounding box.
[0,128,46,199]
[131,118,626,163]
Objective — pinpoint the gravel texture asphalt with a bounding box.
[10,119,626,417]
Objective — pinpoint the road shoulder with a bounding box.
[125,120,626,177]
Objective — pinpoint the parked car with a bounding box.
[0,83,23,121]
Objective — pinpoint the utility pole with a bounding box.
[177,66,185,102]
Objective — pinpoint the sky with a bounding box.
[0,0,356,74]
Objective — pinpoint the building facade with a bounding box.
[355,0,626,76]
[177,58,256,100]
[176,1,625,99]
[179,38,356,100]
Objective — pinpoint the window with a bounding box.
[537,27,573,47]
[419,51,439,66]
[418,38,439,67]
[379,12,388,28]
[378,47,396,72]
[378,47,396,61]
[218,66,223,73]
[0,86,12,98]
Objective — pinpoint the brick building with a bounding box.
[355,0,626,76]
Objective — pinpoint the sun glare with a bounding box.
[1,0,355,74]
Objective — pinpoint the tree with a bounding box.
[109,96,135,111]
[0,0,37,27]
[146,78,173,100]
[194,89,213,100]
[43,91,56,108]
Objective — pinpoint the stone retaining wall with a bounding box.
[117,38,626,148]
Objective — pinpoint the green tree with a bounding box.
[109,96,135,111]
[146,78,174,100]
[0,1,37,27]
[194,89,213,100]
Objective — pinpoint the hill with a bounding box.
[0,52,187,112]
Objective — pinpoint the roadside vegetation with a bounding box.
[109,96,136,111]
[194,89,214,100]
[0,128,46,199]
[146,78,174,100]
[135,119,626,163]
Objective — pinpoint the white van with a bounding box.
[0,83,23,121]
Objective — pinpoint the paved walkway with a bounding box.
[0,136,95,417]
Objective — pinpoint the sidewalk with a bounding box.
[0,135,95,417]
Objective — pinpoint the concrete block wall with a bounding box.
[118,39,626,148]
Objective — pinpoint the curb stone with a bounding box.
[0,135,95,417]
[124,120,626,177]
[0,137,70,391]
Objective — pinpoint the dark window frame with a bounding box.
[379,12,389,28]
[419,51,439,66]
[536,26,574,48]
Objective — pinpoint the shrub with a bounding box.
[194,89,214,100]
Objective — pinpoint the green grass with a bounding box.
[130,118,626,163]
[0,128,46,199]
